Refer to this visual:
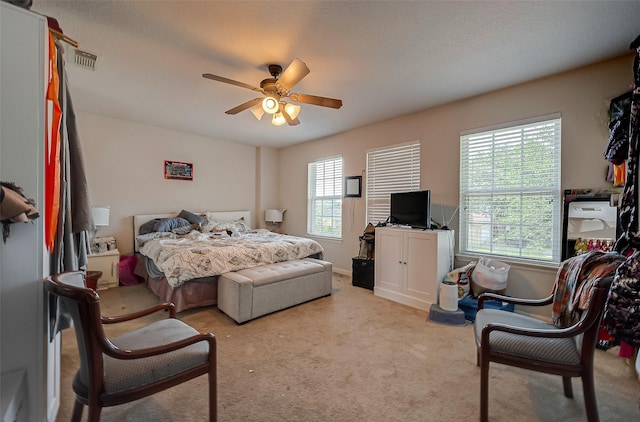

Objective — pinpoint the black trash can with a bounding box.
[352,257,374,290]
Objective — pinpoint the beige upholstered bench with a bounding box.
[217,258,332,323]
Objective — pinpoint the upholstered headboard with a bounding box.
[133,210,251,252]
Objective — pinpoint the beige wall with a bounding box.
[278,54,634,313]
[78,112,258,255]
[256,146,281,229]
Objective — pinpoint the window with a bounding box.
[459,115,561,263]
[308,156,343,238]
[366,141,421,225]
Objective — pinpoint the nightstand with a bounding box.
[87,249,119,289]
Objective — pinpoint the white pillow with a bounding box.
[202,213,251,233]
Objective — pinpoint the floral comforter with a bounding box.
[137,229,324,287]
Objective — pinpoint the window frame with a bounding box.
[459,114,562,264]
[307,156,343,238]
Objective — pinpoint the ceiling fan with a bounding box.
[202,59,342,126]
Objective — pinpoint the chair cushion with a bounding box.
[102,319,209,394]
[474,309,581,365]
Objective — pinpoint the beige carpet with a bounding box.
[55,273,639,421]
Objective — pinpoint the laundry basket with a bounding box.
[470,257,510,296]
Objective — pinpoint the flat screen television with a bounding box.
[390,190,431,229]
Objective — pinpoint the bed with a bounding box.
[133,210,324,312]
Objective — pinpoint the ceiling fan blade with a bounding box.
[203,73,263,93]
[225,98,262,115]
[275,59,310,93]
[289,93,343,109]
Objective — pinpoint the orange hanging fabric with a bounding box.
[614,161,626,187]
[44,32,62,252]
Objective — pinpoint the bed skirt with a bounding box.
[135,254,218,312]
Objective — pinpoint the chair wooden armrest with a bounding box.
[101,302,176,323]
[477,292,553,309]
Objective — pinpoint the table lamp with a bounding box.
[91,207,110,253]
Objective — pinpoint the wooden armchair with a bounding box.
[46,271,217,422]
[474,276,613,422]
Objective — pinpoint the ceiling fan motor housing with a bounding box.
[260,78,278,93]
[268,64,283,78]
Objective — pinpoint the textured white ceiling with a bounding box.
[31,1,640,148]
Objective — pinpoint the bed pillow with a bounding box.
[177,209,206,226]
[231,218,251,232]
[201,218,251,234]
[153,217,191,233]
[139,218,161,235]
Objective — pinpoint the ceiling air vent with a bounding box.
[71,48,97,71]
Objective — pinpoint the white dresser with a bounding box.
[374,226,453,310]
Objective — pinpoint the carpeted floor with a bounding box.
[55,273,639,421]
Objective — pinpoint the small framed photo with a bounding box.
[344,176,362,198]
[164,160,193,181]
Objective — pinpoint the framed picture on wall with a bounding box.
[345,176,362,198]
[164,160,193,181]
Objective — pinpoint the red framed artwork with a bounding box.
[164,160,193,181]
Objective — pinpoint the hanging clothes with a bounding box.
[605,35,640,347]
[614,161,626,186]
[49,38,93,274]
[603,251,640,346]
[46,33,93,340]
[604,91,631,166]
[615,38,640,255]
[45,32,62,253]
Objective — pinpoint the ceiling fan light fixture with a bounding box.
[284,103,301,120]
[262,95,280,114]
[272,112,286,126]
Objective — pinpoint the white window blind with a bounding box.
[308,156,343,238]
[459,115,561,262]
[366,141,421,225]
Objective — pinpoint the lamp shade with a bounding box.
[92,207,110,227]
[265,209,285,223]
[272,112,286,126]
[262,95,280,114]
[284,103,301,120]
